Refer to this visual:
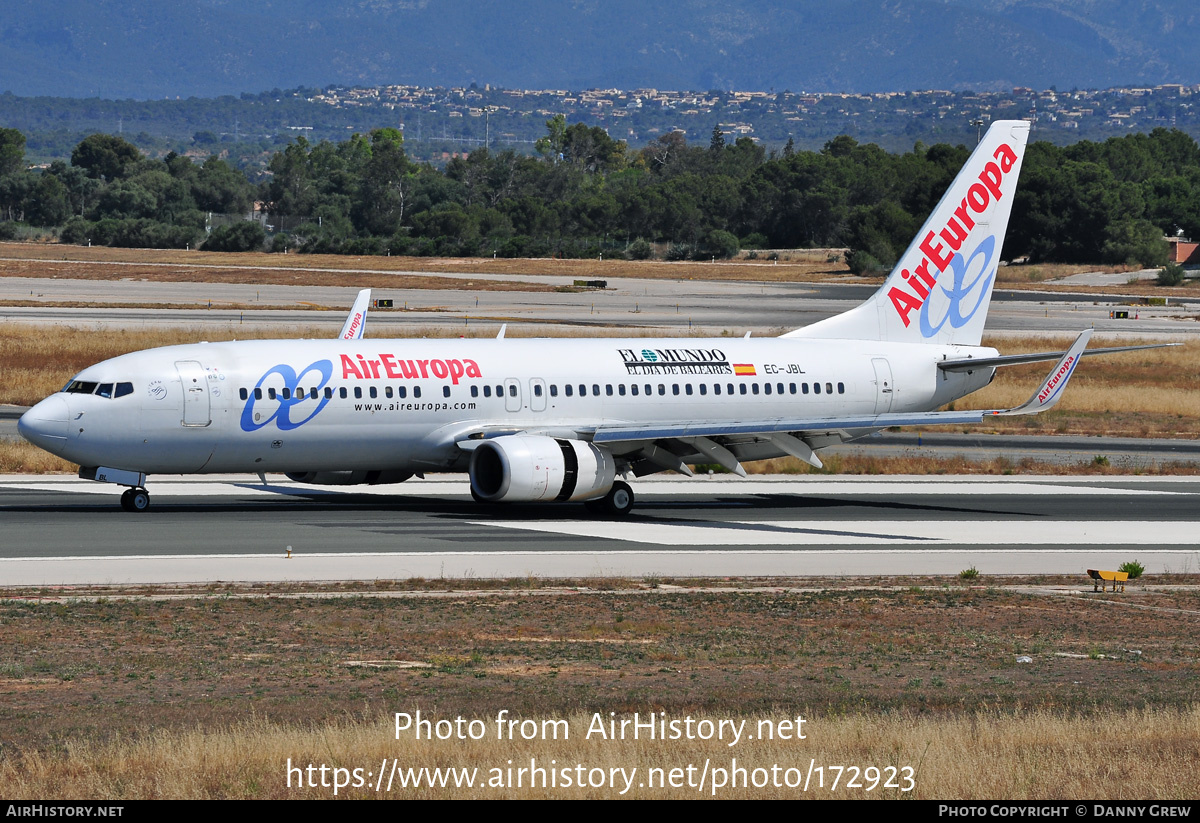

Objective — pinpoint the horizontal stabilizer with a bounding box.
[939,341,1176,372]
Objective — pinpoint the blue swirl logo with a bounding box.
[919,234,997,339]
[240,360,333,432]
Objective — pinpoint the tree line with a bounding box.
[2,117,1198,268]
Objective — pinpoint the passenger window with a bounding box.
[507,385,515,397]
[606,385,613,396]
[385,386,393,398]
[268,388,277,400]
[764,383,772,395]
[565,385,573,397]
[699,384,707,396]
[814,383,821,395]
[630,384,638,396]
[339,387,347,399]
[838,382,845,394]
[534,384,543,397]
[714,384,721,395]
[672,384,680,396]
[685,384,693,395]
[790,383,797,394]
[239,388,248,401]
[751,384,760,395]
[739,384,747,395]
[777,383,784,394]
[592,384,600,396]
[369,387,377,399]
[398,386,407,398]
[483,385,491,398]
[496,384,504,396]
[658,384,665,396]
[282,388,291,400]
[826,382,833,394]
[471,386,479,398]
[324,387,333,399]
[727,383,734,395]
[414,387,422,399]
[311,388,319,400]
[644,384,652,395]
[550,385,558,397]
[618,384,626,396]
[802,383,809,395]
[443,386,451,398]
[354,387,362,399]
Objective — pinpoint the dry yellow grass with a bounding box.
[2,709,1195,799]
[0,241,847,284]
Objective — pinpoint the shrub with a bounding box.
[959,566,980,580]
[1157,262,1186,287]
[1119,560,1145,579]
[626,237,652,260]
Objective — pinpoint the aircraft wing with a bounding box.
[338,289,371,340]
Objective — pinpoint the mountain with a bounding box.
[3,1,1199,99]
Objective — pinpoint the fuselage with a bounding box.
[19,335,998,477]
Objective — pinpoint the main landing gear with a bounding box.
[584,480,634,517]
[120,487,151,512]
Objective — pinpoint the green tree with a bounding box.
[71,134,142,180]
[0,128,25,177]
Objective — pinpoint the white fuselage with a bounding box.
[20,336,997,477]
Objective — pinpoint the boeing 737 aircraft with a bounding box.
[18,120,1159,514]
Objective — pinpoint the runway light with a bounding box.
[286,545,292,559]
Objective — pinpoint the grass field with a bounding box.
[1,580,1198,798]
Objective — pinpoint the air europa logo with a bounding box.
[240,360,333,432]
[340,354,482,384]
[888,141,1020,331]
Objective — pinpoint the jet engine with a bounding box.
[469,435,615,503]
[284,470,412,486]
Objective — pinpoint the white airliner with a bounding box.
[18,120,1159,514]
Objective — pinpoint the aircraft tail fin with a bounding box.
[784,120,1031,346]
[338,289,371,340]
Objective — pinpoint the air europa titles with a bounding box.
[340,353,482,384]
[1038,354,1076,404]
[888,141,1020,329]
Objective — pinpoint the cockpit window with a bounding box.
[96,383,114,398]
[66,381,98,394]
[115,382,133,398]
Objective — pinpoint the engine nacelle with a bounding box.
[284,470,412,486]
[469,435,615,503]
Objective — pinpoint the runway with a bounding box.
[3,274,1198,338]
[1,474,1196,585]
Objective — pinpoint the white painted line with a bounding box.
[3,550,1196,586]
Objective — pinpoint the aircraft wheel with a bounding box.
[126,488,150,512]
[602,481,634,516]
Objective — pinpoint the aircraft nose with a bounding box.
[18,396,70,452]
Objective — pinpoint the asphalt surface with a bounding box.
[1,474,1196,584]
[3,276,1198,338]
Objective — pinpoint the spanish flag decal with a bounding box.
[733,363,756,376]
